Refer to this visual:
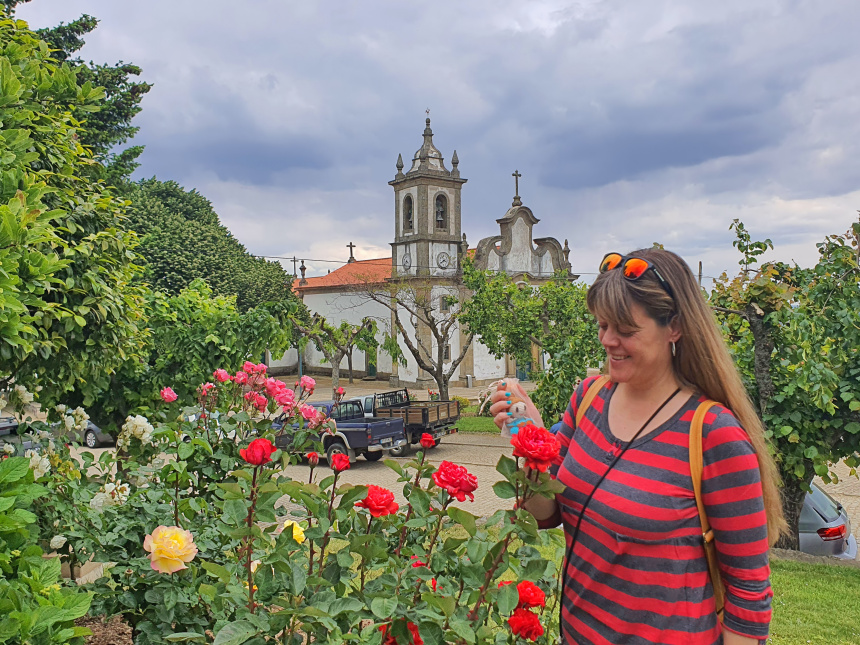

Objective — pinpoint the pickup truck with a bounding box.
[272,399,406,466]
[352,389,459,456]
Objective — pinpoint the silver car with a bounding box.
[800,482,857,560]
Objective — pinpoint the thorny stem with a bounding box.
[425,497,451,556]
[173,472,181,527]
[359,514,372,592]
[315,470,340,581]
[395,449,427,556]
[468,533,513,622]
[244,466,260,612]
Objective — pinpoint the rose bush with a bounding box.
[12,371,565,645]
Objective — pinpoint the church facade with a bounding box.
[270,119,574,388]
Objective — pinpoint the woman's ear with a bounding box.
[668,315,682,343]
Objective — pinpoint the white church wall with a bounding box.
[508,218,532,271]
[474,341,506,381]
[429,241,459,278]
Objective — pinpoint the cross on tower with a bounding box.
[346,241,356,263]
[512,169,522,206]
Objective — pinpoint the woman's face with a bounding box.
[597,302,679,387]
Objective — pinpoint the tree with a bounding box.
[462,261,603,423]
[292,314,378,394]
[125,178,292,311]
[0,16,148,407]
[93,279,298,427]
[711,219,860,549]
[353,277,473,401]
[15,5,152,184]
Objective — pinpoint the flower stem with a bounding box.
[244,466,259,613]
[173,472,181,527]
[395,449,426,557]
[425,496,451,555]
[467,533,513,622]
[359,514,372,592]
[315,470,339,580]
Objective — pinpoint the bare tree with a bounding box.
[352,277,473,400]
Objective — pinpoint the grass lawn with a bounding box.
[455,406,498,434]
[768,558,860,644]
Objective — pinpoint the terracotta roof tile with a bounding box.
[293,257,392,291]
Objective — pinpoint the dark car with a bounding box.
[52,420,114,448]
[800,482,857,560]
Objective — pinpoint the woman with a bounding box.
[490,249,785,645]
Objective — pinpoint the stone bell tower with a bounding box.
[389,118,467,277]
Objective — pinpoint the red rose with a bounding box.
[430,578,438,591]
[379,622,422,645]
[240,438,276,466]
[355,485,399,517]
[431,461,478,502]
[330,452,350,472]
[516,580,546,609]
[498,580,513,588]
[410,555,427,568]
[507,608,544,641]
[510,423,560,472]
[419,433,434,449]
[306,451,320,467]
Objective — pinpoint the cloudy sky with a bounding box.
[19,0,860,284]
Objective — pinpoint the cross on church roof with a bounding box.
[512,170,523,207]
[346,241,356,263]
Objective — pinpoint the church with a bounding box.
[270,118,574,389]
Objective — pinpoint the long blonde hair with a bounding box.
[587,248,786,545]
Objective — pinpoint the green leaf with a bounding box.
[0,497,15,513]
[223,498,249,525]
[495,454,517,480]
[497,581,519,615]
[492,481,517,499]
[291,562,307,596]
[449,619,476,644]
[447,507,477,536]
[202,561,232,583]
[370,596,398,619]
[0,457,28,485]
[328,598,364,617]
[165,633,207,642]
[213,621,257,645]
[845,422,860,435]
[409,488,431,515]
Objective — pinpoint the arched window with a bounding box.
[403,195,413,231]
[435,194,447,229]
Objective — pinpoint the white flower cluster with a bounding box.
[13,384,33,405]
[116,414,154,451]
[0,395,7,410]
[58,406,89,434]
[89,480,131,513]
[25,449,50,479]
[2,443,14,455]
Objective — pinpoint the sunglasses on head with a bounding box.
[599,252,675,301]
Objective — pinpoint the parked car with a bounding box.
[352,389,460,457]
[272,399,406,466]
[800,482,857,560]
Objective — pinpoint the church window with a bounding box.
[435,194,447,229]
[404,195,413,231]
[443,344,451,361]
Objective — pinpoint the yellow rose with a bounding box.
[282,520,306,544]
[143,525,197,574]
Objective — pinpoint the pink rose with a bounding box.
[233,371,249,385]
[199,382,215,396]
[299,376,316,391]
[337,386,345,395]
[213,368,232,383]
[243,361,257,374]
[160,387,178,403]
[300,404,317,421]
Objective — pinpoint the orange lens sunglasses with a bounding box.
[599,253,675,300]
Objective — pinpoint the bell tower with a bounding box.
[389,118,467,277]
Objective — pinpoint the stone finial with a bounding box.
[512,169,523,207]
[299,260,307,285]
[395,153,404,178]
[451,149,460,178]
[347,241,356,263]
[563,239,571,266]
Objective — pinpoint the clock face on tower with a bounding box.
[436,251,451,269]
[401,253,412,270]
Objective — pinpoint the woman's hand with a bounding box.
[488,379,545,431]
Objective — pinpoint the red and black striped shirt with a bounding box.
[543,377,772,644]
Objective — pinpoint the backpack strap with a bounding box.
[689,399,726,622]
[575,375,610,427]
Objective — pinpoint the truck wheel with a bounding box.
[388,444,409,458]
[84,430,98,449]
[326,441,349,466]
[364,451,383,462]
